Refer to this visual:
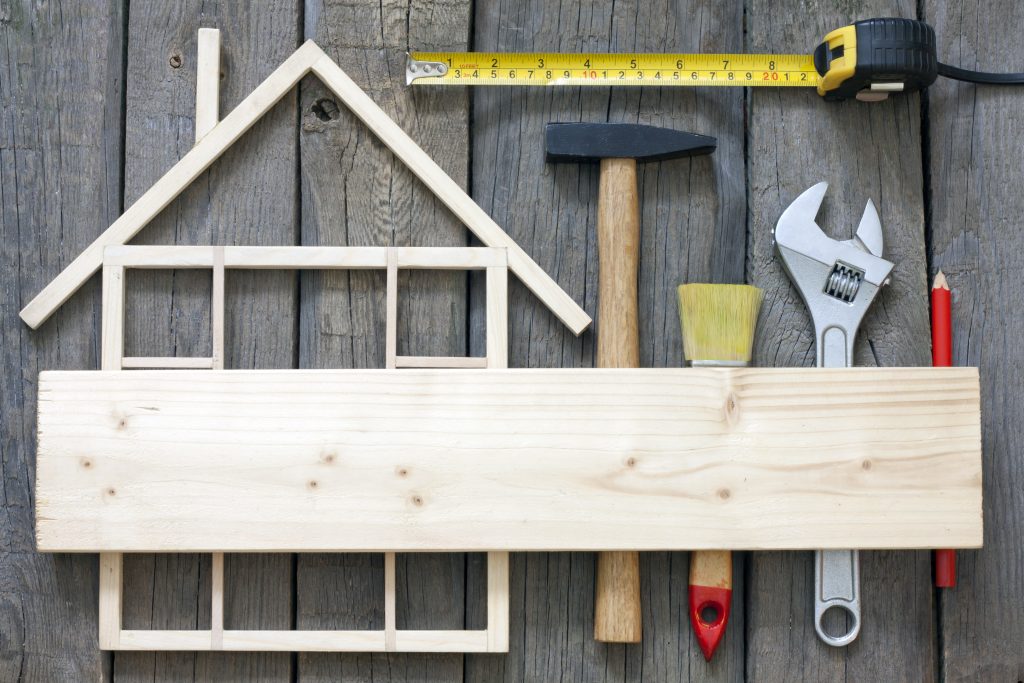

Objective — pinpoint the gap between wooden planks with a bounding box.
[35,367,982,553]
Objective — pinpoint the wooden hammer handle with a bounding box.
[593,157,642,643]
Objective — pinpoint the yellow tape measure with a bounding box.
[408,19,1015,102]
[407,52,818,89]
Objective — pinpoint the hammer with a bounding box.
[546,122,716,643]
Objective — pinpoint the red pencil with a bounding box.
[932,271,956,588]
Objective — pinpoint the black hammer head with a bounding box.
[545,123,716,163]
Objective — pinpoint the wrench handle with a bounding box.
[815,549,861,646]
[593,157,642,643]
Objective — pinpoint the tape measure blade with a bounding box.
[407,52,819,87]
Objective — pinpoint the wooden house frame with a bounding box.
[26,30,983,655]
[97,244,512,652]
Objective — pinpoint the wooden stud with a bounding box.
[211,552,224,650]
[98,552,123,649]
[486,551,510,652]
[396,246,505,269]
[35,366,983,553]
[486,266,508,369]
[394,356,487,369]
[384,552,397,651]
[103,245,507,270]
[113,628,492,652]
[386,249,398,370]
[211,247,225,369]
[195,28,221,142]
[101,265,124,371]
[121,357,215,369]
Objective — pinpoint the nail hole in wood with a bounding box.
[169,52,183,69]
[311,98,340,122]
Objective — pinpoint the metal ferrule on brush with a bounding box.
[688,360,750,367]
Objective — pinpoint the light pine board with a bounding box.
[114,3,300,682]
[0,1,124,680]
[925,0,1024,679]
[36,367,981,552]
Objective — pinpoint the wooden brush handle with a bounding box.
[593,157,642,643]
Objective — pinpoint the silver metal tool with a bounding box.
[773,181,894,647]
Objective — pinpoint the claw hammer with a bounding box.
[546,122,716,642]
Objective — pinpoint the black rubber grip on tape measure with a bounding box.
[816,18,939,101]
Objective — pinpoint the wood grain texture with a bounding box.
[594,156,642,643]
[0,0,123,680]
[925,1,1024,679]
[115,3,299,681]
[298,0,471,679]
[744,1,935,679]
[36,366,981,552]
[468,0,746,678]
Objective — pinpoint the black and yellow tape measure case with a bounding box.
[814,18,938,100]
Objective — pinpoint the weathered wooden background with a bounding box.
[1,0,1021,680]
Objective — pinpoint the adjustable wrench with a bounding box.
[772,182,894,647]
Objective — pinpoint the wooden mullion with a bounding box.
[384,552,397,651]
[99,264,125,650]
[485,264,508,369]
[212,246,225,369]
[211,552,224,650]
[386,248,398,370]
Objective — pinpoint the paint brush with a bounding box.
[677,283,764,661]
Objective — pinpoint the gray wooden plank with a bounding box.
[467,0,746,680]
[0,0,124,680]
[744,5,935,681]
[297,0,471,679]
[114,2,299,681]
[924,2,1024,680]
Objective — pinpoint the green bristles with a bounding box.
[676,284,764,363]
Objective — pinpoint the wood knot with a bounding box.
[105,487,116,497]
[723,392,740,424]
[396,467,409,478]
[320,451,336,465]
[861,459,872,471]
[411,494,424,507]
[625,457,638,468]
[80,458,93,469]
[717,488,731,500]
[307,480,319,491]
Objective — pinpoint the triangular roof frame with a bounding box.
[20,39,591,335]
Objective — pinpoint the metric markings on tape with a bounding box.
[406,52,819,88]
